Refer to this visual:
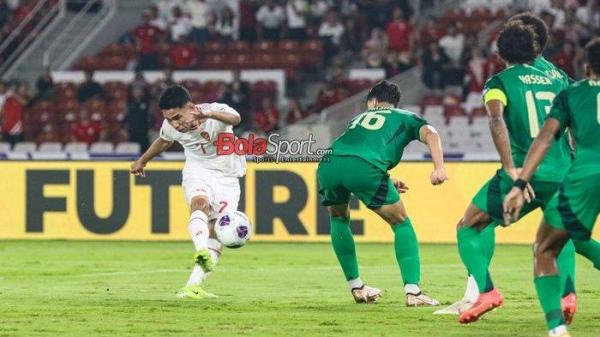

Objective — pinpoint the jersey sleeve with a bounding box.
[547,89,571,138]
[483,75,507,106]
[159,119,176,142]
[408,114,428,140]
[200,103,241,129]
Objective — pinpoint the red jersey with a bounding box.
[1,96,24,135]
[317,88,345,110]
[255,108,279,132]
[169,44,198,69]
[133,24,162,54]
[72,120,103,144]
[386,20,412,52]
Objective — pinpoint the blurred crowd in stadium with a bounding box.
[0,0,599,152]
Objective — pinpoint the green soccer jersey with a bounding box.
[533,56,573,89]
[547,79,600,179]
[483,64,571,182]
[329,108,427,172]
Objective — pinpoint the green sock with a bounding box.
[534,275,565,330]
[393,218,420,285]
[481,224,496,268]
[457,227,494,293]
[574,239,600,270]
[330,216,359,281]
[557,240,576,296]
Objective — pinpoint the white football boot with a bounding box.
[352,285,382,304]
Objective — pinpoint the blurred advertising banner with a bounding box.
[2,161,596,243]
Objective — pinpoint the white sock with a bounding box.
[348,278,363,290]
[549,325,567,337]
[404,284,421,295]
[464,274,479,302]
[186,265,205,287]
[188,210,209,250]
[202,238,223,282]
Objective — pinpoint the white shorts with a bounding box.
[182,163,241,220]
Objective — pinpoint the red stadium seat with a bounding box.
[278,53,301,68]
[200,41,225,54]
[254,41,275,53]
[278,40,300,53]
[253,53,276,68]
[444,105,467,119]
[252,81,277,94]
[75,56,100,71]
[100,42,123,57]
[300,40,323,68]
[200,54,226,69]
[420,94,442,108]
[99,55,128,70]
[230,54,252,70]
[228,41,250,53]
[343,79,373,94]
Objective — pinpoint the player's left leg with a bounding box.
[327,203,381,303]
[318,157,381,303]
[178,195,218,299]
[372,198,439,306]
[539,175,600,329]
[178,171,241,299]
[533,222,571,337]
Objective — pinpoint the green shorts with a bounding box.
[543,174,600,241]
[472,169,560,224]
[317,155,399,209]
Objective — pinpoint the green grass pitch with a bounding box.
[1,241,599,337]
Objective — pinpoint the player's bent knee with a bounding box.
[374,205,407,225]
[190,196,211,214]
[533,242,559,261]
[327,204,349,218]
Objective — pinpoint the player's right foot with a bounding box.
[458,288,504,324]
[547,325,571,337]
[176,285,217,299]
[561,293,577,325]
[193,249,214,272]
[351,285,382,304]
[433,298,474,314]
[406,292,440,306]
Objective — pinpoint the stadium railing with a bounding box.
[0,0,64,76]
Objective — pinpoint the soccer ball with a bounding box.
[215,211,252,248]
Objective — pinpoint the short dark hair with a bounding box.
[507,12,548,53]
[497,22,538,65]
[585,37,600,75]
[158,84,192,110]
[366,80,401,107]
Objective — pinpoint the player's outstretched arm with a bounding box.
[486,100,517,176]
[503,118,561,224]
[130,137,173,177]
[419,124,448,185]
[196,103,241,126]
